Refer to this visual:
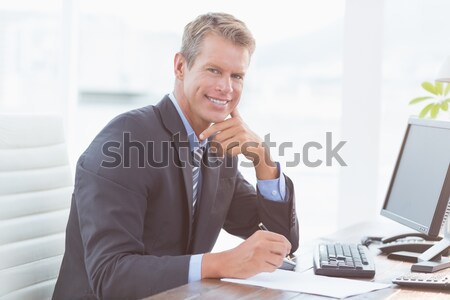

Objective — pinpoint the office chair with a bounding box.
[0,114,72,300]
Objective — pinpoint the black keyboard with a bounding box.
[313,243,376,278]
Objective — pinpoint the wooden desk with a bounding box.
[145,222,450,299]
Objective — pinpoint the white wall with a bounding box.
[338,0,384,228]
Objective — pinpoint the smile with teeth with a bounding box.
[207,96,229,106]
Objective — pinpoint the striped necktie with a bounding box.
[192,147,204,214]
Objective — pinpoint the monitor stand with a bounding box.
[411,219,450,273]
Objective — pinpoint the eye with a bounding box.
[207,68,219,74]
[232,74,244,80]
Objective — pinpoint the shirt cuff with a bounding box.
[188,254,203,282]
[257,162,287,201]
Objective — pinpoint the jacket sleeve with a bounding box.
[75,163,191,299]
[223,168,299,253]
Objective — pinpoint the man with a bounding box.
[53,12,299,299]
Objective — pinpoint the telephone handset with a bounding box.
[361,233,447,255]
[381,233,441,244]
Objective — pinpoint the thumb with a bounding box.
[230,107,241,118]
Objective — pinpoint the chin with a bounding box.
[199,110,228,123]
[207,114,229,123]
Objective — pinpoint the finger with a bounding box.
[259,232,292,254]
[199,119,236,141]
[256,239,289,257]
[219,138,241,157]
[262,252,284,271]
[258,230,290,244]
[255,238,290,259]
[219,136,241,151]
[208,138,239,158]
[227,145,242,157]
[230,107,241,118]
[263,260,280,271]
[214,126,241,143]
[251,247,280,271]
[254,257,278,273]
[267,242,290,257]
[240,145,262,164]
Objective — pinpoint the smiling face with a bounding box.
[173,33,250,135]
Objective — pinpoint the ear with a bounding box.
[174,52,186,80]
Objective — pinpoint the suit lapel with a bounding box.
[155,96,195,244]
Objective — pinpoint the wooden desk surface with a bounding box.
[145,222,450,299]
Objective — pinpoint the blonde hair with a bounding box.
[181,12,256,68]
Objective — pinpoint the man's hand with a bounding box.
[201,230,292,279]
[199,108,278,180]
[199,108,262,159]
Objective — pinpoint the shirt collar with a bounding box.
[169,93,207,151]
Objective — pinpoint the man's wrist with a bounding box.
[202,251,228,279]
[254,146,278,180]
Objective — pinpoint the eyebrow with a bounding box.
[206,64,246,77]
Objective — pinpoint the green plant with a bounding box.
[409,81,450,119]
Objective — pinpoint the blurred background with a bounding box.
[0,0,448,250]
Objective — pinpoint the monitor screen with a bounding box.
[381,118,450,237]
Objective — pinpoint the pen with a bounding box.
[258,222,296,265]
[258,222,269,231]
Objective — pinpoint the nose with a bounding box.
[216,76,233,94]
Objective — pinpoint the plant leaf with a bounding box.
[409,96,433,104]
[435,81,443,95]
[422,82,437,95]
[441,101,449,111]
[445,83,450,96]
[430,104,440,119]
[419,103,435,118]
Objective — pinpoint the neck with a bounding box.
[173,89,210,138]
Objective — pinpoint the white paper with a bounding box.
[222,269,391,299]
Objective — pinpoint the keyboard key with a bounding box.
[327,245,336,258]
[343,244,352,257]
[335,244,344,257]
[319,245,328,260]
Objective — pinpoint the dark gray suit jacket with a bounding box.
[53,96,299,299]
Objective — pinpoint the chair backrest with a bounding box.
[0,114,72,300]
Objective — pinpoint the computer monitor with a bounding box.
[380,117,450,272]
